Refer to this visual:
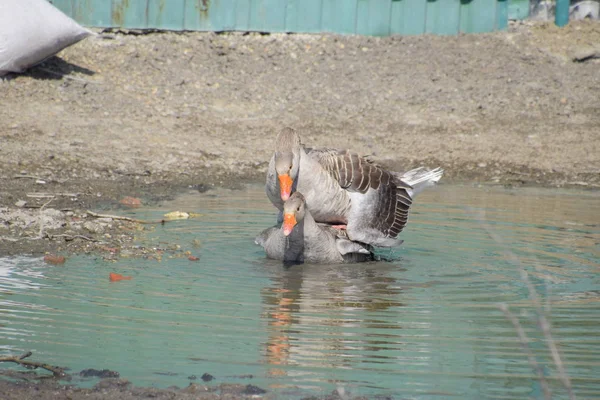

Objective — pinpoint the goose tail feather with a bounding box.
[397,167,444,198]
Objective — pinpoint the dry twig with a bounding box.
[49,234,97,242]
[86,211,167,225]
[0,351,67,378]
[12,175,69,184]
[27,193,80,198]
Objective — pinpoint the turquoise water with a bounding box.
[1,185,599,399]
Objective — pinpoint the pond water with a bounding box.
[1,184,599,399]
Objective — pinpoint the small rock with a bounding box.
[15,200,27,208]
[201,372,214,382]
[243,384,267,395]
[188,256,199,261]
[219,384,245,394]
[93,378,130,390]
[80,368,120,378]
[83,221,105,234]
[182,383,213,394]
[188,375,197,380]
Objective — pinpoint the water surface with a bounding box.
[1,185,599,399]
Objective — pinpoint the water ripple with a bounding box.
[1,185,599,398]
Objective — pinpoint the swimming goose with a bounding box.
[266,127,443,247]
[255,192,374,264]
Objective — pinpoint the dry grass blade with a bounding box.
[498,303,551,400]
[86,211,169,225]
[471,208,576,400]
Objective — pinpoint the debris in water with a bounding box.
[163,211,190,220]
[243,384,267,395]
[109,272,132,282]
[79,368,120,378]
[44,254,66,265]
[201,373,214,382]
[163,211,203,220]
[119,196,142,207]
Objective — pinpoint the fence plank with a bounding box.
[426,0,461,35]
[50,0,73,15]
[250,0,286,32]
[72,0,111,27]
[209,0,237,31]
[390,0,427,35]
[365,0,393,36]
[235,0,252,31]
[497,0,509,30]
[49,0,508,35]
[322,0,357,34]
[460,0,497,33]
[148,0,185,30]
[288,0,323,33]
[184,0,211,30]
[112,0,148,29]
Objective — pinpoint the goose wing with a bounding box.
[309,148,413,238]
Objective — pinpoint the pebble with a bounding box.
[15,200,27,208]
[83,221,105,234]
[201,372,214,382]
[243,384,267,395]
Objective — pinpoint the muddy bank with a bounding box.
[1,20,599,257]
[0,365,356,400]
[0,378,282,400]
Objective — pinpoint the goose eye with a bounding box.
[296,206,301,212]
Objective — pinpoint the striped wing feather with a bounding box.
[309,148,413,238]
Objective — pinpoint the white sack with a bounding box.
[0,0,94,76]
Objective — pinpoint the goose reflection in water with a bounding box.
[261,263,410,378]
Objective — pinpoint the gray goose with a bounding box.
[266,127,443,247]
[255,192,374,264]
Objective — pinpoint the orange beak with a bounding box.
[278,174,293,201]
[282,213,297,236]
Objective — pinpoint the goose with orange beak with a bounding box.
[256,192,374,264]
[265,127,444,248]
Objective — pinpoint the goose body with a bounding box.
[255,192,374,264]
[266,128,443,247]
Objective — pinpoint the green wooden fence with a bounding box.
[49,0,512,35]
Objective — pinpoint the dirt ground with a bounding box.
[0,18,599,399]
[1,20,600,257]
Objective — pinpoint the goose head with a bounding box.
[274,127,302,201]
[282,192,307,236]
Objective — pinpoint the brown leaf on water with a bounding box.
[109,272,132,282]
[119,196,142,207]
[44,254,66,265]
